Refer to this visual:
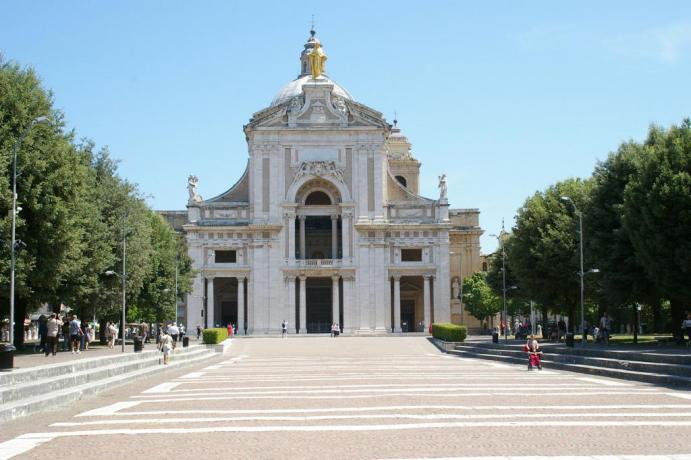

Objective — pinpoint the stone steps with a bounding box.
[0,345,218,422]
[450,343,691,388]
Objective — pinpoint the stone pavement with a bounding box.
[1,336,691,459]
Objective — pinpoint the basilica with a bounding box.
[180,30,484,335]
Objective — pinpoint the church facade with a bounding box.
[182,30,483,335]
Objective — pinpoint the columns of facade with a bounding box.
[237,276,245,335]
[423,274,431,330]
[332,274,340,327]
[341,210,351,261]
[393,275,402,333]
[288,214,296,262]
[206,276,215,329]
[331,215,338,259]
[299,216,306,259]
[342,276,352,332]
[299,275,307,333]
[287,276,296,334]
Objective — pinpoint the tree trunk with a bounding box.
[632,305,638,344]
[652,301,661,334]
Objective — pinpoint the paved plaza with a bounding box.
[2,336,691,459]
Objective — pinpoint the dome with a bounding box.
[270,75,353,107]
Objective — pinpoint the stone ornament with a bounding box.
[293,160,345,184]
[438,174,447,200]
[187,175,203,203]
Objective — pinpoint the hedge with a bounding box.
[431,323,467,342]
[202,328,229,344]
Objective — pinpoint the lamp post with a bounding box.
[490,228,515,343]
[105,213,128,352]
[561,196,599,345]
[9,116,50,346]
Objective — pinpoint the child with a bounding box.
[524,335,543,370]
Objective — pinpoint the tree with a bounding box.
[484,241,525,317]
[585,140,659,329]
[622,120,691,336]
[507,178,593,329]
[462,272,501,327]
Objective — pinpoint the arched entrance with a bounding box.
[295,179,342,260]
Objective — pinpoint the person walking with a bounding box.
[45,314,63,357]
[69,315,83,354]
[158,329,174,365]
[682,313,691,346]
[599,312,611,345]
[168,323,179,349]
[196,325,202,341]
[37,315,47,353]
[108,322,118,349]
[281,320,287,338]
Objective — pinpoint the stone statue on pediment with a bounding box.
[187,175,202,203]
[452,278,461,299]
[438,174,447,200]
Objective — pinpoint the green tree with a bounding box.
[507,178,593,329]
[462,272,501,326]
[622,120,691,335]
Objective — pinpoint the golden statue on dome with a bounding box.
[307,41,327,79]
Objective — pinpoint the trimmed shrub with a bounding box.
[202,328,229,344]
[432,323,467,342]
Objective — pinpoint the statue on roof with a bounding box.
[187,175,202,204]
[307,41,327,79]
[438,174,447,200]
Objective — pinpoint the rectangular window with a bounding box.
[215,250,237,263]
[401,248,422,262]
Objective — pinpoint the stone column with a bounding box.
[299,275,307,334]
[206,276,215,329]
[237,276,245,335]
[342,276,352,332]
[287,276,296,334]
[287,213,296,262]
[423,274,431,331]
[299,216,306,260]
[332,274,340,327]
[331,215,338,259]
[341,210,351,262]
[393,275,402,333]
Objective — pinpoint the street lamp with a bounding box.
[561,196,599,345]
[9,116,50,346]
[104,269,126,353]
[490,228,512,343]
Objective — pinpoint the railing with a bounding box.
[295,259,341,267]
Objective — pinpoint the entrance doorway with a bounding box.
[401,300,416,332]
[214,277,238,329]
[306,277,332,333]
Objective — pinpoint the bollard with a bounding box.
[182,336,189,348]
[492,332,499,344]
[0,343,16,370]
[133,336,144,352]
[565,332,575,347]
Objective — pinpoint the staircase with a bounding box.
[0,344,217,422]
[449,341,691,387]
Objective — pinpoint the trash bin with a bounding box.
[133,336,144,353]
[182,336,189,348]
[0,343,16,370]
[565,332,575,347]
[492,332,499,344]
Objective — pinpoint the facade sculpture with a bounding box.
[438,174,447,200]
[178,30,484,335]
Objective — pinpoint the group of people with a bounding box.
[37,313,94,357]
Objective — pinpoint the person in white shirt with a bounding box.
[168,323,179,348]
[599,313,611,345]
[45,314,63,357]
[158,330,174,365]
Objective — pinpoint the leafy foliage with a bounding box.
[462,272,501,323]
[432,323,467,342]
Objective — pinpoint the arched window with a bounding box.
[395,175,407,187]
[305,191,332,205]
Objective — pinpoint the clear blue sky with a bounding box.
[2,1,690,252]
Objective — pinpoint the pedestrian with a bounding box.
[108,322,118,349]
[196,325,202,340]
[682,313,691,346]
[536,323,543,339]
[80,319,89,351]
[281,320,287,338]
[37,315,47,353]
[142,322,150,343]
[168,322,179,349]
[330,322,335,338]
[599,312,611,345]
[179,324,186,340]
[158,329,174,365]
[45,313,63,357]
[227,323,233,337]
[69,315,83,354]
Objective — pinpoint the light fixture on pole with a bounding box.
[9,116,50,347]
[490,223,513,343]
[561,196,598,345]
